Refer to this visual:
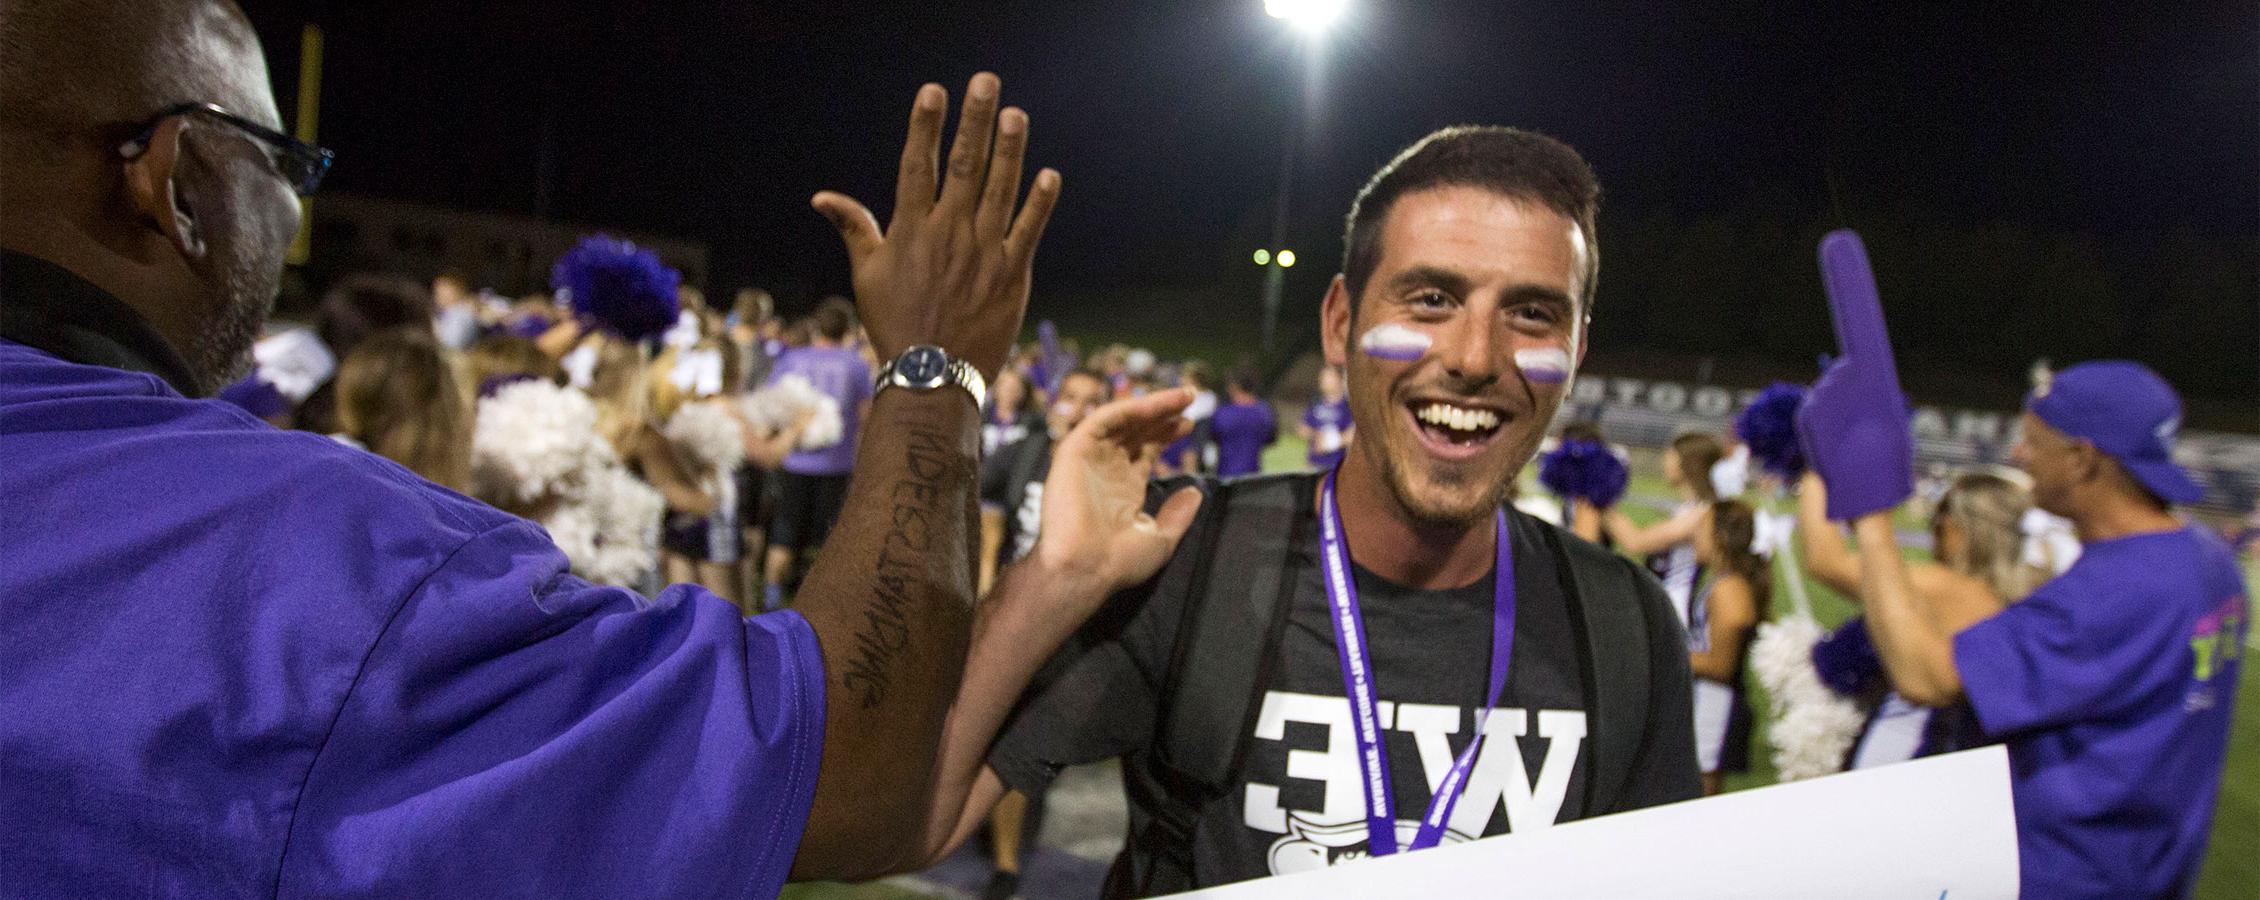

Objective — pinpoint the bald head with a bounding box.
[1,0,295,397]
[0,0,273,138]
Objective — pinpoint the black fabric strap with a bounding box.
[0,248,199,395]
[1134,472,1309,895]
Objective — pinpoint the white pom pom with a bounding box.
[664,399,746,472]
[471,379,660,588]
[1750,618,1870,782]
[577,466,663,588]
[737,374,843,451]
[472,380,605,504]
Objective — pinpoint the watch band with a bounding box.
[875,345,987,409]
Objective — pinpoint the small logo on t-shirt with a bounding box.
[1266,814,1477,875]
[2189,596,2247,683]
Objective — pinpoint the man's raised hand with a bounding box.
[811,73,1060,380]
[1029,389,1205,603]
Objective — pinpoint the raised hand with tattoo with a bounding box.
[789,72,1060,881]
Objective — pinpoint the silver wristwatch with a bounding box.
[875,344,986,409]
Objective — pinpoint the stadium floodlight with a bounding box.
[1254,249,1272,266]
[1264,0,1347,33]
[1277,249,1297,268]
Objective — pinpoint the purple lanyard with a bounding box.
[1317,468,1515,857]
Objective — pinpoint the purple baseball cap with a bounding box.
[2026,360,2203,504]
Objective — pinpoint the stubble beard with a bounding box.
[183,235,278,395]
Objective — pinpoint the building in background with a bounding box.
[300,193,709,299]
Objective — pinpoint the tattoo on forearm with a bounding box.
[841,421,957,708]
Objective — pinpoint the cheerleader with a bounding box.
[1797,469,2045,767]
[1604,431,1726,633]
[331,326,472,492]
[1690,499,1770,795]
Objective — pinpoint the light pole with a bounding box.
[1257,0,1344,359]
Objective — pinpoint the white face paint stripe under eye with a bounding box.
[1358,324,1431,361]
[1515,346,1572,384]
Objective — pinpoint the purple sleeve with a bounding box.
[278,520,826,899]
[1953,573,2184,737]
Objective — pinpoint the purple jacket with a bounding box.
[0,254,825,897]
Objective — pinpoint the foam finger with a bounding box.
[1818,229,1894,371]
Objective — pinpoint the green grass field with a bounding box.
[789,435,2255,898]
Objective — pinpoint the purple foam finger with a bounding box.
[1817,229,1901,391]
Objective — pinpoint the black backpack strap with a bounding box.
[1128,472,1311,893]
[1544,522,1652,814]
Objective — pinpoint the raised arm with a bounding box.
[1603,504,1703,556]
[788,72,1063,881]
[915,390,1202,867]
[1853,514,1964,705]
[1795,471,1863,596]
[1797,230,1959,707]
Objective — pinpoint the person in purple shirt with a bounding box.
[1299,364,1354,470]
[1802,280,2247,897]
[0,8,1078,894]
[1207,368,1277,478]
[761,300,874,610]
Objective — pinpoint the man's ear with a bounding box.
[1320,274,1352,367]
[2069,442,2108,488]
[122,116,206,259]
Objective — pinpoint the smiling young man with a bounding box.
[905,127,1699,896]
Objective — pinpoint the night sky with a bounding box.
[233,0,2258,400]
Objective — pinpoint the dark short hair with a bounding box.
[1061,367,1114,401]
[1228,368,1261,395]
[1341,126,1600,310]
[317,274,433,357]
[809,298,854,342]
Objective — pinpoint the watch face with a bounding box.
[899,346,948,384]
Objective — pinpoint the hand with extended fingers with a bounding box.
[1796,229,1915,521]
[1029,389,1206,604]
[812,72,1059,381]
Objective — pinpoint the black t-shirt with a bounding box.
[979,430,1056,563]
[989,482,1592,894]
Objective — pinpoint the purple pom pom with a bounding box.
[1736,381,1808,477]
[1538,438,1629,509]
[551,235,680,343]
[1811,616,1885,697]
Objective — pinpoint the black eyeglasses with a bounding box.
[118,102,334,196]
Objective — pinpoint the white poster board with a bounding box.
[1167,745,2017,899]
